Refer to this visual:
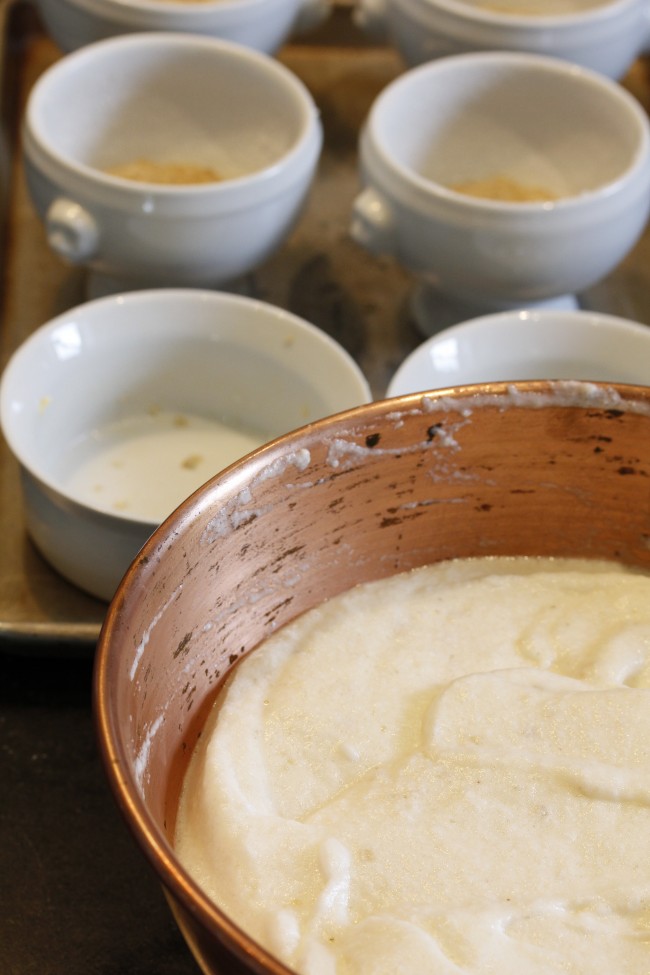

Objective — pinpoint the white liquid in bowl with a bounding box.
[64,410,264,522]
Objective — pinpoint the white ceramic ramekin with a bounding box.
[35,0,330,55]
[387,309,650,395]
[0,290,370,601]
[23,33,323,293]
[351,52,650,331]
[356,0,650,79]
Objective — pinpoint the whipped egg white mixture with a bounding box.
[175,557,650,974]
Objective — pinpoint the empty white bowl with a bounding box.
[23,32,322,295]
[356,0,650,79]
[351,51,650,335]
[0,289,371,601]
[387,308,650,396]
[34,0,330,55]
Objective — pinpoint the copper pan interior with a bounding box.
[94,381,650,973]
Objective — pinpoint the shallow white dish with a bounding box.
[387,308,650,395]
[0,289,371,601]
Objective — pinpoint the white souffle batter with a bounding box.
[175,557,650,975]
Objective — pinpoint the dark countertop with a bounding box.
[1,644,199,975]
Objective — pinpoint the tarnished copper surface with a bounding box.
[96,382,650,975]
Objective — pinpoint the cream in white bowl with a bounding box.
[351,52,650,336]
[0,289,370,601]
[355,0,650,79]
[34,0,329,55]
[387,309,650,396]
[23,32,322,295]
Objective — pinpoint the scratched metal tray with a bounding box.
[1,0,650,652]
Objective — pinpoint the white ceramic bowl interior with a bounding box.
[0,289,370,602]
[356,0,650,79]
[387,309,650,396]
[34,0,330,54]
[23,33,322,290]
[352,52,650,312]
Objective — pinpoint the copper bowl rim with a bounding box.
[93,379,650,974]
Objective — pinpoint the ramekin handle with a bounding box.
[350,186,395,255]
[46,198,99,263]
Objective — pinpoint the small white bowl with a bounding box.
[23,32,322,295]
[387,308,650,396]
[34,0,330,55]
[351,52,650,334]
[356,0,650,79]
[0,289,371,602]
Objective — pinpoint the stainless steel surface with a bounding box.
[1,0,650,649]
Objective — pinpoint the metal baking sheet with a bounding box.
[1,0,650,650]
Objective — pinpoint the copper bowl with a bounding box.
[94,381,650,975]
